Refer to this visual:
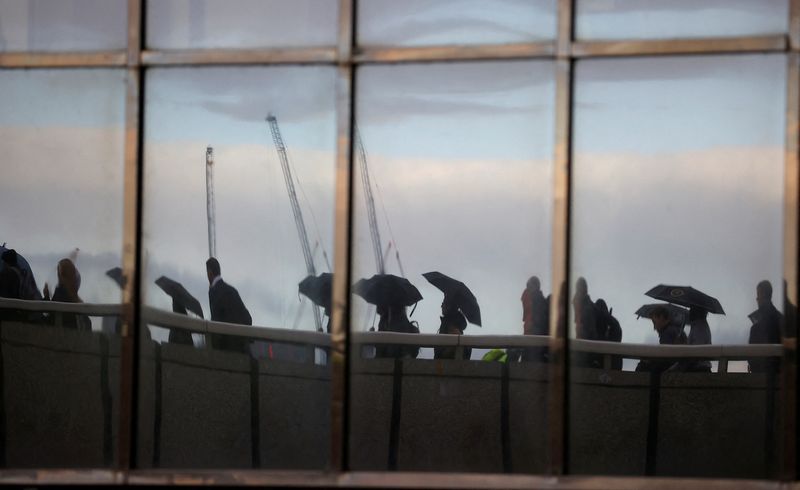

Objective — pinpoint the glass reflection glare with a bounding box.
[147,0,338,49]
[349,61,555,473]
[358,0,556,47]
[576,0,788,40]
[139,66,335,469]
[0,0,127,52]
[0,68,126,468]
[567,54,786,479]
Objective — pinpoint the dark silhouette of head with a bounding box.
[650,306,670,331]
[57,258,81,301]
[757,280,773,309]
[527,276,540,293]
[575,277,588,299]
[206,257,221,284]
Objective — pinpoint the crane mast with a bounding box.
[266,114,323,332]
[356,129,385,274]
[205,146,217,258]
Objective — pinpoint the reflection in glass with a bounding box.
[0,68,126,467]
[576,0,788,40]
[146,0,338,50]
[349,61,555,473]
[569,54,786,478]
[139,66,336,469]
[0,0,127,52]
[357,0,556,47]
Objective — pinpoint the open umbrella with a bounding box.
[635,303,689,325]
[155,276,204,318]
[422,271,481,326]
[106,267,126,289]
[299,272,332,311]
[353,274,422,307]
[645,284,725,315]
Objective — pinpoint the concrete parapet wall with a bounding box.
[0,318,783,478]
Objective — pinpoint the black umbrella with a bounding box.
[353,274,422,307]
[299,273,332,312]
[155,276,204,318]
[422,271,482,326]
[635,303,689,325]
[106,267,125,289]
[645,284,725,315]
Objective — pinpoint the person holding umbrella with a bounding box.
[298,272,333,333]
[353,274,422,359]
[645,284,724,373]
[156,275,205,346]
[422,271,481,360]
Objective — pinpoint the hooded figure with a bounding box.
[44,258,91,330]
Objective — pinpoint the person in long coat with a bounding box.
[206,258,252,354]
[749,280,782,373]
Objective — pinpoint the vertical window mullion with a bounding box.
[330,0,356,473]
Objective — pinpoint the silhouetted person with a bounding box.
[43,258,91,330]
[376,303,419,359]
[206,258,252,354]
[0,249,22,299]
[573,277,600,367]
[636,306,682,372]
[434,294,470,360]
[749,280,782,373]
[168,300,195,346]
[595,298,623,369]
[521,276,548,362]
[671,306,712,372]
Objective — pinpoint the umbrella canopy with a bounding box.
[422,271,482,326]
[299,272,332,312]
[645,284,725,315]
[353,274,422,307]
[635,303,689,325]
[155,276,204,318]
[106,267,126,289]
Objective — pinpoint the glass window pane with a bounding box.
[0,0,127,52]
[349,61,555,473]
[569,54,786,478]
[576,0,789,40]
[357,0,556,47]
[139,66,336,469]
[146,0,338,50]
[0,68,126,467]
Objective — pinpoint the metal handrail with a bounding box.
[0,298,122,316]
[0,299,782,358]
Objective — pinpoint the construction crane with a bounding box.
[356,129,406,277]
[205,146,217,258]
[356,129,385,274]
[266,114,323,332]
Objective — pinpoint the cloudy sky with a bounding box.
[0,68,126,305]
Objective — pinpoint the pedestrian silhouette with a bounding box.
[520,275,548,362]
[206,258,252,354]
[748,280,782,373]
[635,305,683,372]
[44,258,91,330]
